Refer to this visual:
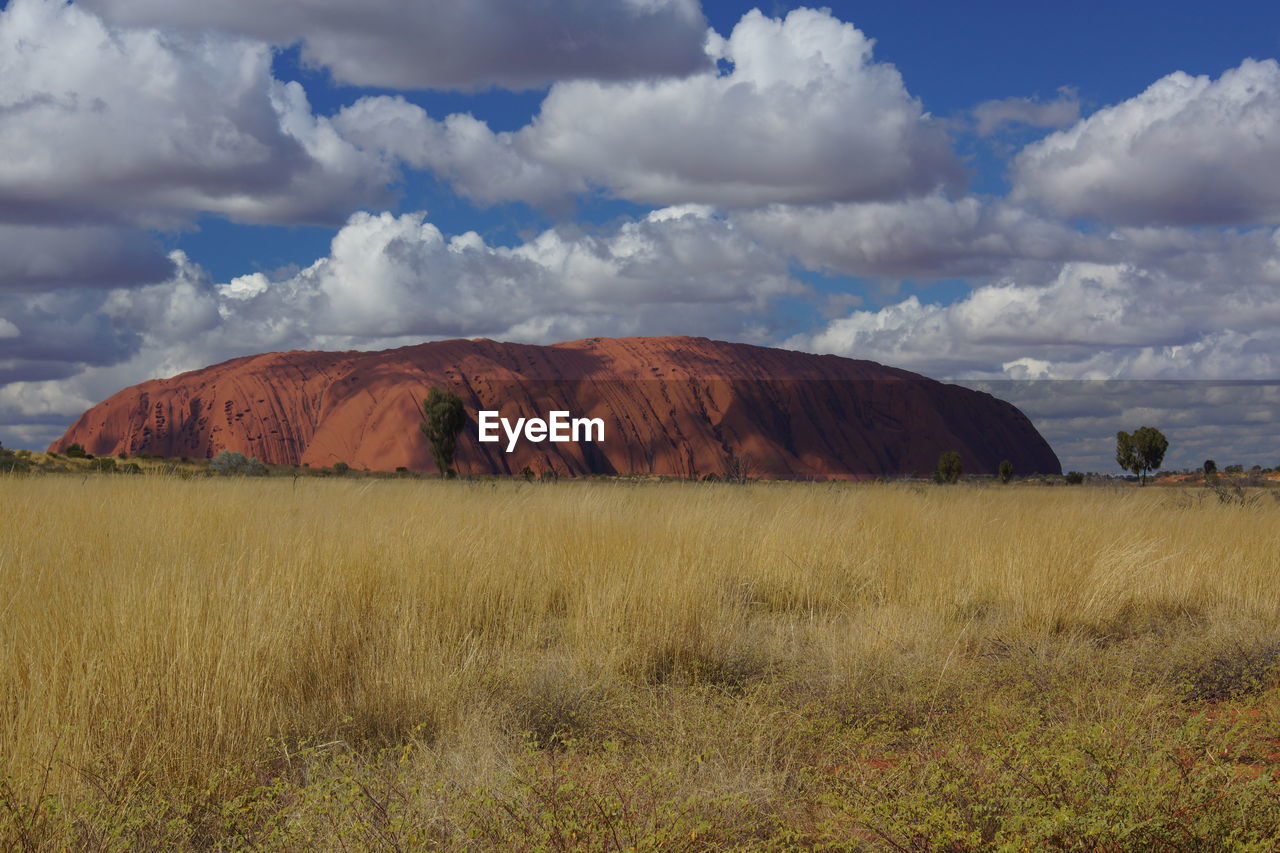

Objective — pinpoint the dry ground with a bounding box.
[2,476,1279,850]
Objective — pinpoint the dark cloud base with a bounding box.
[959,380,1280,473]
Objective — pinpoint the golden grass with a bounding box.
[2,476,1279,848]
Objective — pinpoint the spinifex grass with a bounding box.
[2,476,1278,849]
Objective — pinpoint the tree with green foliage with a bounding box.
[1203,459,1217,477]
[419,387,467,478]
[1115,426,1168,485]
[998,459,1013,484]
[65,443,87,458]
[935,451,962,484]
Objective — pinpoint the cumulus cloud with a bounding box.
[734,195,1108,280]
[79,0,711,91]
[786,233,1280,380]
[0,208,802,447]
[0,0,394,227]
[333,98,586,209]
[972,89,1080,137]
[1012,59,1280,225]
[339,8,960,208]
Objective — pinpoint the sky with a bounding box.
[1,0,1279,472]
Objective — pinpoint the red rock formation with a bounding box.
[50,336,1060,478]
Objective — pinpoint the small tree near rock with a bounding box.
[419,387,467,478]
[998,459,1014,484]
[935,451,962,484]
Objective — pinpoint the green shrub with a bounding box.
[331,461,350,476]
[65,443,87,458]
[210,450,267,476]
[1065,471,1085,485]
[88,457,117,473]
[934,451,962,484]
[998,459,1013,484]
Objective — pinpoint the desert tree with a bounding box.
[1203,459,1217,477]
[419,387,467,478]
[1115,426,1168,485]
[998,459,1014,484]
[722,450,756,484]
[935,451,962,484]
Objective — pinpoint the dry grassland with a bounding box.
[2,476,1279,849]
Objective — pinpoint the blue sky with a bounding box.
[1,0,1279,470]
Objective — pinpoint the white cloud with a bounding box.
[339,8,960,208]
[786,246,1280,380]
[0,0,394,227]
[333,98,586,208]
[1012,59,1280,226]
[77,0,711,91]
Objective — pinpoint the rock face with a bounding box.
[50,336,1060,478]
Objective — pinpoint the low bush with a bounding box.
[210,450,267,476]
[0,444,30,473]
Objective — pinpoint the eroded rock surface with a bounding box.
[51,336,1060,477]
